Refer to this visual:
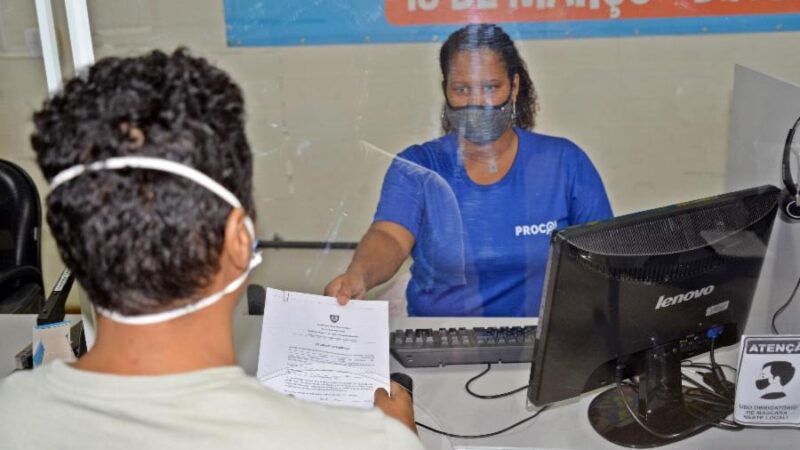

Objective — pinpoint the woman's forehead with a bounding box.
[447,49,507,81]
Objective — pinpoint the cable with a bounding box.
[416,405,549,439]
[413,363,547,439]
[407,363,549,439]
[683,401,743,431]
[683,386,742,432]
[682,360,737,373]
[709,337,718,367]
[705,339,729,393]
[615,337,742,442]
[772,272,800,334]
[615,381,712,441]
[678,340,743,433]
[464,364,527,399]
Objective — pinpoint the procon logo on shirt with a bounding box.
[515,221,558,237]
[655,285,715,310]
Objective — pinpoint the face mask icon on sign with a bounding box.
[755,361,796,400]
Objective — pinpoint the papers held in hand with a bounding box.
[256,288,390,409]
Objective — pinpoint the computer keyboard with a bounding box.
[390,326,537,368]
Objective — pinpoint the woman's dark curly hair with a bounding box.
[31,49,254,315]
[440,23,538,132]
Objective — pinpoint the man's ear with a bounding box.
[223,208,251,271]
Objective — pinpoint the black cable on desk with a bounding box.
[611,338,744,442]
[772,271,800,334]
[615,380,714,441]
[414,363,546,439]
[708,339,735,397]
[680,342,742,432]
[415,405,549,439]
[682,360,737,373]
[680,375,743,431]
[464,364,527,399]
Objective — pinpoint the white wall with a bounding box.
[2,0,800,309]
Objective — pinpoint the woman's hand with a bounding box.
[374,381,417,434]
[324,271,368,305]
[324,221,414,305]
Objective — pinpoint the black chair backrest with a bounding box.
[0,159,43,294]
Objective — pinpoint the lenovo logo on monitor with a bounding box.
[655,285,715,310]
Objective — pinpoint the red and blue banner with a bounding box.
[224,0,800,47]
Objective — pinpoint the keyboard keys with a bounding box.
[390,325,537,367]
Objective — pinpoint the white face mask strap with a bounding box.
[94,252,263,325]
[51,156,262,325]
[50,156,243,209]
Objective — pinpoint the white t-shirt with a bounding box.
[0,360,424,450]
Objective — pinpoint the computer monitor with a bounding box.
[527,185,780,447]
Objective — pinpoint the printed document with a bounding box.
[256,288,390,408]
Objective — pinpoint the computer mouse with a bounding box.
[390,372,413,397]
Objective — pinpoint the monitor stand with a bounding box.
[587,342,730,448]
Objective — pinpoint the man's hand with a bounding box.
[324,271,368,305]
[374,381,416,434]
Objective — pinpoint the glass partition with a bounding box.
[3,5,800,312]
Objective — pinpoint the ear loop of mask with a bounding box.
[49,156,263,325]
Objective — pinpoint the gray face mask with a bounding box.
[445,94,514,145]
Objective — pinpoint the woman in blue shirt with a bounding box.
[326,24,612,317]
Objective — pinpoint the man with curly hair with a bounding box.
[0,49,421,450]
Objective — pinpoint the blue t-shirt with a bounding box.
[374,128,612,317]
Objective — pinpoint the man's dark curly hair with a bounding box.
[440,23,539,132]
[31,49,254,316]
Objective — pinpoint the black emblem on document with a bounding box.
[329,315,340,323]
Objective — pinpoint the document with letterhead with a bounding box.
[256,288,390,409]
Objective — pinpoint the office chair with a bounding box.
[0,159,45,314]
[1,159,82,369]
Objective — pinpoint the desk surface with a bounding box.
[2,314,796,450]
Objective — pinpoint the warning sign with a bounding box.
[734,335,800,427]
